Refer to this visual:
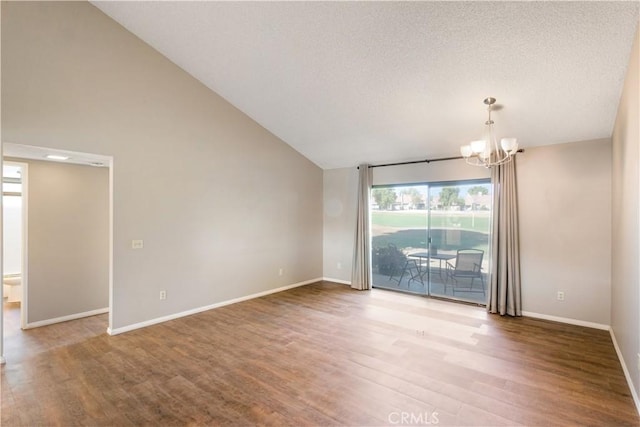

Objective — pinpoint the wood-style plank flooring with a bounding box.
[2,282,638,426]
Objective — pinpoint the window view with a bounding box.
[371,180,491,304]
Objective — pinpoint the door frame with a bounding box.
[370,178,492,304]
[0,144,113,365]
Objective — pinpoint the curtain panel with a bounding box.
[351,164,372,290]
[488,159,522,316]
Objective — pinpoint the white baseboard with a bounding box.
[322,277,351,285]
[521,311,610,331]
[107,278,322,336]
[610,329,640,415]
[25,307,109,329]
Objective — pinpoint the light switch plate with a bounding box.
[132,240,144,249]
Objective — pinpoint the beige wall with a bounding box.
[517,139,612,325]
[372,159,491,186]
[611,25,639,397]
[324,141,613,326]
[1,2,323,330]
[8,159,110,324]
[323,167,358,282]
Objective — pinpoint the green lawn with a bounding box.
[372,210,490,253]
[372,210,490,231]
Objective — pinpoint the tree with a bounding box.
[468,185,489,196]
[372,187,397,210]
[410,190,424,208]
[399,187,423,209]
[439,187,463,209]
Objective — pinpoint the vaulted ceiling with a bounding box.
[92,1,639,169]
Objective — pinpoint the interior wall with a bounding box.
[517,139,612,325]
[323,167,359,282]
[611,25,639,398]
[8,158,110,323]
[1,1,323,330]
[324,142,613,326]
[323,160,489,283]
[372,159,491,186]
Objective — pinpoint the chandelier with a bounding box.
[460,97,518,167]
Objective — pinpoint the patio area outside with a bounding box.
[372,249,488,304]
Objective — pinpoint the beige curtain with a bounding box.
[488,158,522,316]
[351,164,372,290]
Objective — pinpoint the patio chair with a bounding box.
[445,249,485,296]
[398,258,425,287]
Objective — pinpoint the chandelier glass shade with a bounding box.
[460,97,518,167]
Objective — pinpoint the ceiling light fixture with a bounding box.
[460,97,518,168]
[45,154,70,161]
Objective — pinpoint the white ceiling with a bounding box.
[92,1,639,169]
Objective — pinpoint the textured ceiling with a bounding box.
[92,1,639,169]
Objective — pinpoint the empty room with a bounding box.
[1,1,639,426]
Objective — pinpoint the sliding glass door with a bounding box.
[426,182,491,303]
[371,180,491,305]
[371,184,429,295]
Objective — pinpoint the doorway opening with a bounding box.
[1,143,113,365]
[2,162,27,331]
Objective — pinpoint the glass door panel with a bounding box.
[427,182,491,304]
[371,184,429,294]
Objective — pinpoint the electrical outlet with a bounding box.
[557,291,565,301]
[159,290,167,300]
[278,268,284,277]
[132,239,144,249]
[337,262,342,270]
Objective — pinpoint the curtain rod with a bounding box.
[357,149,524,169]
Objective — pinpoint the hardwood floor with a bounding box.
[2,282,638,426]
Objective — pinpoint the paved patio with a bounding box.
[372,266,487,305]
